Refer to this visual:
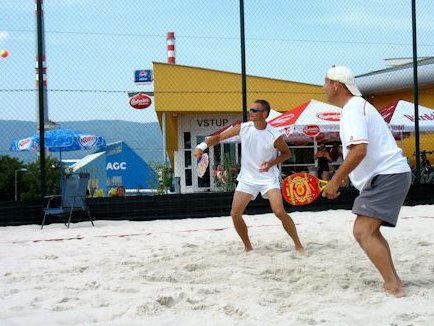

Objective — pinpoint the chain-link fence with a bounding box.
[1,0,433,203]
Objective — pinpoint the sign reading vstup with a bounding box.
[134,69,153,85]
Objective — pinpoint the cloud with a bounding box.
[0,31,8,43]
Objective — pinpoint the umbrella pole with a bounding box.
[60,149,64,194]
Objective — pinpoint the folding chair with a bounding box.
[41,172,94,229]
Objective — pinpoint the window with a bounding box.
[184,132,191,149]
[184,132,192,186]
[185,169,192,186]
[184,151,191,168]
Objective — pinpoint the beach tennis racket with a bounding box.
[282,172,328,206]
[197,153,209,178]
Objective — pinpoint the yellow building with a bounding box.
[152,60,434,193]
[358,57,434,166]
[153,62,327,193]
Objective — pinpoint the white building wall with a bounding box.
[175,113,240,193]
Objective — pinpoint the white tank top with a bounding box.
[237,121,282,185]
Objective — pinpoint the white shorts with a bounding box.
[235,180,281,200]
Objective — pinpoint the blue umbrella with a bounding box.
[11,129,106,193]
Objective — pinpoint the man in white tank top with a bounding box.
[322,66,411,297]
[195,100,305,256]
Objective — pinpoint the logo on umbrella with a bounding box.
[271,114,295,126]
[316,112,341,122]
[79,135,97,147]
[18,138,33,150]
[303,125,320,137]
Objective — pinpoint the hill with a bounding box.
[0,120,164,165]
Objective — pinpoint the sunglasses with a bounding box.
[249,108,264,113]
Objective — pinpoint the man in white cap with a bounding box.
[322,66,411,297]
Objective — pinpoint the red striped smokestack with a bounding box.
[35,0,49,130]
[35,0,47,87]
[35,54,47,87]
[167,32,175,64]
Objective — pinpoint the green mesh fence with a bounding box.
[1,0,433,203]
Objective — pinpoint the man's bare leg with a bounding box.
[353,216,404,297]
[267,189,306,255]
[231,191,254,251]
[377,230,403,287]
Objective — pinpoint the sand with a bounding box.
[1,205,433,325]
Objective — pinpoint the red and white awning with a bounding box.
[268,99,341,144]
[379,100,434,133]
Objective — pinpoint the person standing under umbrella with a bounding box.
[314,143,332,180]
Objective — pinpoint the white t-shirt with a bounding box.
[340,96,410,191]
[237,122,282,185]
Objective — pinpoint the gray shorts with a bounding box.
[352,172,411,227]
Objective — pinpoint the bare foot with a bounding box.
[296,246,308,257]
[383,283,405,298]
[244,246,253,252]
[292,247,308,259]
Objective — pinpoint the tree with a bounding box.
[0,156,26,201]
[21,156,61,200]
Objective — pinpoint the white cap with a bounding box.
[326,66,362,96]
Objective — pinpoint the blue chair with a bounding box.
[41,172,94,229]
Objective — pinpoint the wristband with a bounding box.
[196,142,208,151]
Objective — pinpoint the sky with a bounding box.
[1,0,434,123]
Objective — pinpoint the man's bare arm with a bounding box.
[194,123,241,158]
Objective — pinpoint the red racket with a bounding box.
[282,172,328,206]
[197,153,209,178]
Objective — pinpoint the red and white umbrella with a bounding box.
[379,100,434,133]
[268,99,341,144]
